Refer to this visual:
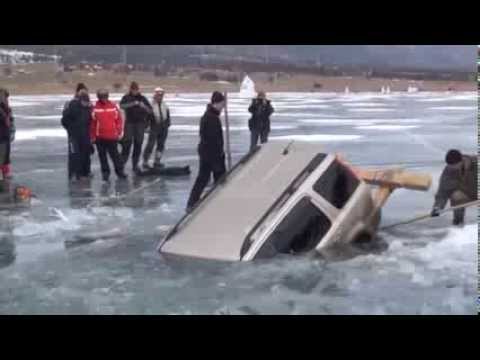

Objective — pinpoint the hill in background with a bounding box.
[0,45,476,72]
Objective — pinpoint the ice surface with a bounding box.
[0,91,476,314]
[342,102,393,107]
[15,129,66,141]
[428,106,477,111]
[348,108,396,112]
[15,115,61,120]
[170,124,297,132]
[355,125,420,131]
[271,134,363,142]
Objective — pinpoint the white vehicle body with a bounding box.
[158,142,379,262]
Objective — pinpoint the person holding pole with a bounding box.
[186,91,227,212]
[430,149,477,226]
[223,91,232,170]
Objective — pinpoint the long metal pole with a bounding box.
[380,199,480,230]
[224,91,232,170]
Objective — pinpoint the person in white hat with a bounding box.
[142,87,171,169]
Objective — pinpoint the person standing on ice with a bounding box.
[0,88,15,180]
[91,89,128,183]
[61,83,94,182]
[186,91,227,212]
[142,87,171,170]
[119,82,152,175]
[248,90,274,151]
[431,149,477,226]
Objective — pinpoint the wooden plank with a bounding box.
[349,168,431,191]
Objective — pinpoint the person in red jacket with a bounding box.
[91,89,128,182]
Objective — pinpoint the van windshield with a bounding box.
[313,160,359,209]
[254,197,332,259]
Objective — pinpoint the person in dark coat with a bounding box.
[142,87,171,169]
[61,83,94,181]
[186,91,227,212]
[0,88,15,180]
[119,82,153,174]
[248,91,274,151]
[431,149,478,225]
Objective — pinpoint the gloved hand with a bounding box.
[430,207,441,217]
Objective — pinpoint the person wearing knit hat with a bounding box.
[210,91,225,104]
[445,149,463,165]
[186,91,227,212]
[431,149,477,225]
[76,83,88,94]
[60,83,94,182]
[119,82,153,174]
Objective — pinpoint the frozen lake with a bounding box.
[0,91,477,314]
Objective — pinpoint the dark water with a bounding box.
[0,91,477,314]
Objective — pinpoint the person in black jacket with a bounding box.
[119,82,153,174]
[431,149,478,226]
[0,88,15,180]
[248,91,274,151]
[186,91,227,212]
[61,83,94,181]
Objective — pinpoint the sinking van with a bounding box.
[158,141,430,262]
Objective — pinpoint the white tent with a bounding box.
[239,75,256,97]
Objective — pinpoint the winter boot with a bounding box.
[153,151,163,168]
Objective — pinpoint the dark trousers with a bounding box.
[3,141,10,165]
[187,155,226,208]
[250,129,269,151]
[96,139,124,179]
[0,141,12,178]
[121,121,146,170]
[143,123,168,164]
[450,190,470,223]
[68,135,91,180]
[0,143,7,170]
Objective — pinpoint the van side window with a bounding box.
[254,197,332,259]
[313,160,359,209]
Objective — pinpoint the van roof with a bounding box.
[160,141,330,261]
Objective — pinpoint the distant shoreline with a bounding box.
[1,63,475,96]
